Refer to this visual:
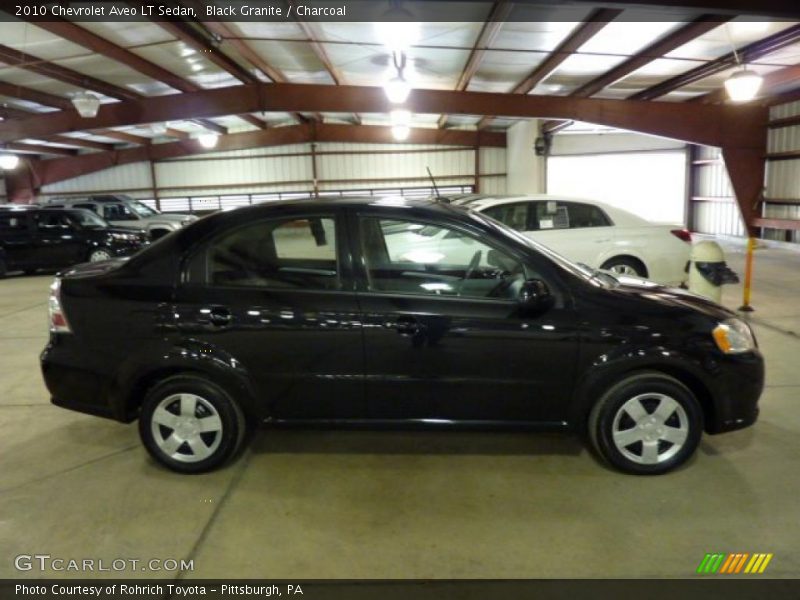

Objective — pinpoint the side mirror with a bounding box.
[518,278,553,313]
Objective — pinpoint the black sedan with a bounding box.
[0,206,148,276]
[40,197,764,474]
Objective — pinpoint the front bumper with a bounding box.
[705,349,764,434]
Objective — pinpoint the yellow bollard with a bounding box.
[739,236,755,312]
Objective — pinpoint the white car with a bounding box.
[458,195,691,286]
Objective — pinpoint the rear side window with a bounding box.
[35,212,73,230]
[482,203,531,232]
[187,216,338,290]
[0,213,28,231]
[533,201,611,230]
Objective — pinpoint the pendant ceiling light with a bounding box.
[722,24,763,103]
[384,51,411,104]
[197,133,219,149]
[72,92,100,118]
[390,109,411,141]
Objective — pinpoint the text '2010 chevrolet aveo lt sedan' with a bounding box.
[41,197,764,474]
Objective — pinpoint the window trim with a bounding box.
[180,212,346,292]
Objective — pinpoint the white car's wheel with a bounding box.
[601,256,647,278]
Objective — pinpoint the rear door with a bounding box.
[173,209,365,420]
[30,211,87,266]
[0,211,34,268]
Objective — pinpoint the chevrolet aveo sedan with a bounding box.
[41,198,764,474]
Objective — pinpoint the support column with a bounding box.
[506,120,546,194]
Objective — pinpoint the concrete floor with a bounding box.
[1,241,799,580]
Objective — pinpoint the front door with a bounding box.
[173,211,365,420]
[31,211,86,267]
[352,212,579,424]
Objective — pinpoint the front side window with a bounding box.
[129,200,158,217]
[360,217,528,300]
[188,216,338,290]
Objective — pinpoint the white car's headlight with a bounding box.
[712,318,755,354]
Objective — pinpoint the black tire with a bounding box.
[0,256,7,278]
[588,372,703,475]
[600,256,647,278]
[139,374,247,474]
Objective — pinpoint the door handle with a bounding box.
[200,306,232,327]
[394,316,421,335]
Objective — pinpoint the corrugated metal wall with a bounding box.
[689,146,746,237]
[39,141,507,208]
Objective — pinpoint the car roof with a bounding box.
[461,194,649,226]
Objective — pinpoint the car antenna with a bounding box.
[427,167,449,203]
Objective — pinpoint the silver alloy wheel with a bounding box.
[611,393,689,465]
[150,393,223,463]
[89,249,112,262]
[608,263,640,276]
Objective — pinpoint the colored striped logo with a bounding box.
[697,553,773,574]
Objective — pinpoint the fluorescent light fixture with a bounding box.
[72,92,100,118]
[391,125,410,141]
[724,68,763,102]
[197,133,219,148]
[384,74,411,104]
[0,153,20,170]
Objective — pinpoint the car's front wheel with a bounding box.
[139,375,247,473]
[588,372,703,474]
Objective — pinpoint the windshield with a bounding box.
[67,209,109,229]
[129,200,158,217]
[468,210,618,287]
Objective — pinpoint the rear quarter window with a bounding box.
[534,201,612,230]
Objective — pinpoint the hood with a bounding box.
[152,213,195,223]
[609,276,735,321]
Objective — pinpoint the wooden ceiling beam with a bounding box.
[8,142,77,157]
[0,82,73,110]
[477,8,623,130]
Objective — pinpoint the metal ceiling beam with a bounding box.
[91,129,152,145]
[0,43,140,102]
[439,0,514,129]
[8,142,76,157]
[0,104,115,151]
[477,8,623,129]
[32,123,506,186]
[693,63,800,105]
[0,82,73,110]
[201,20,310,124]
[629,24,800,101]
[0,81,768,151]
[541,15,728,132]
[294,20,360,125]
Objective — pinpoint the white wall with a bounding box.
[547,137,688,224]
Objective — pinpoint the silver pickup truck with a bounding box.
[41,195,196,240]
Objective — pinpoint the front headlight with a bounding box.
[712,318,755,354]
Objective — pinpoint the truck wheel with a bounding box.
[0,257,7,278]
[139,375,247,474]
[588,372,703,475]
[88,248,112,262]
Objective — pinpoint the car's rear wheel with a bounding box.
[0,256,7,278]
[600,256,647,278]
[139,375,247,473]
[588,372,703,474]
[88,247,113,262]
